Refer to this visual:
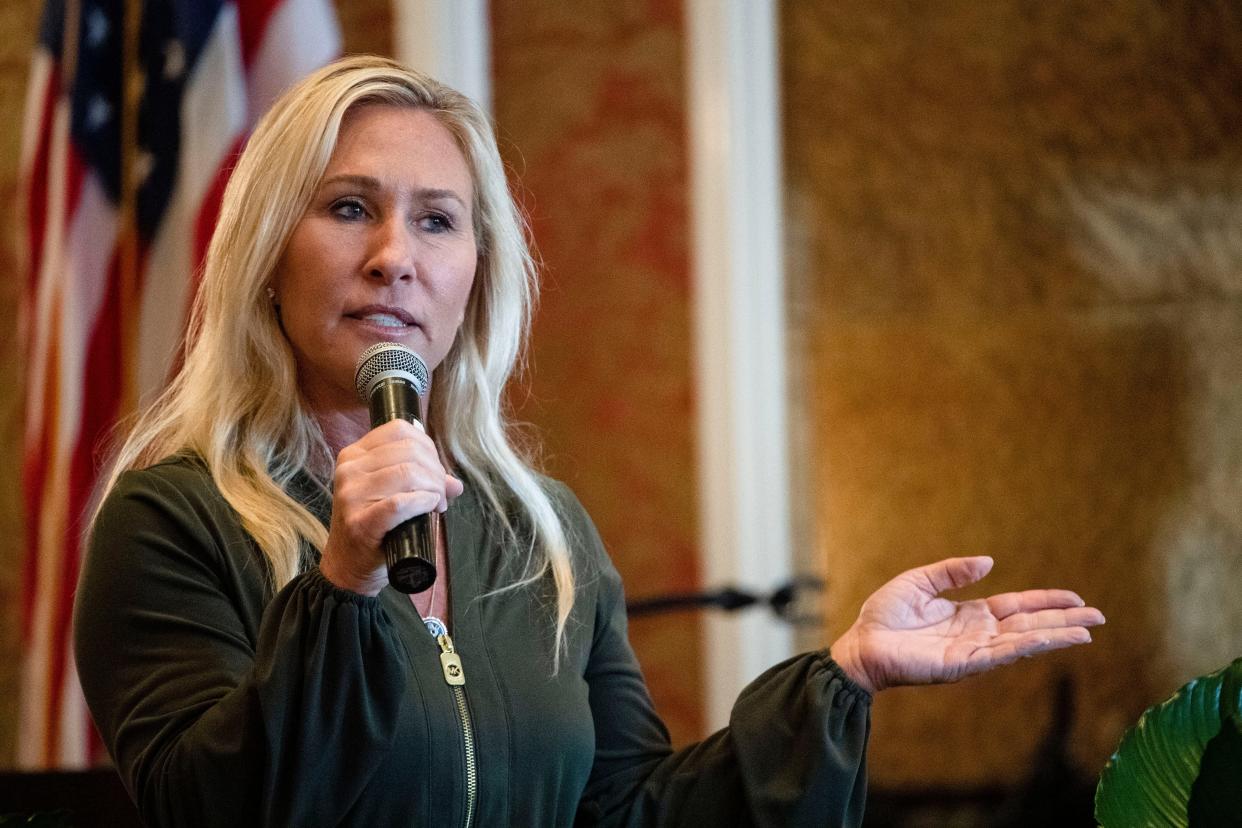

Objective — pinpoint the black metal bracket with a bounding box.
[625,576,825,625]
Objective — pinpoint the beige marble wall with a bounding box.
[784,1,1242,786]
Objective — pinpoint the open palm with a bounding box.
[831,556,1105,694]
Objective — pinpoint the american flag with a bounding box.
[19,0,339,769]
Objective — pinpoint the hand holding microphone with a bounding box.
[319,343,462,596]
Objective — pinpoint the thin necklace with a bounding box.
[417,517,446,636]
[417,570,443,630]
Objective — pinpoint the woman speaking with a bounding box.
[73,55,1104,827]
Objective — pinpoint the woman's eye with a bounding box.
[420,213,454,232]
[330,199,367,220]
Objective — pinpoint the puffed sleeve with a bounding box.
[569,499,871,827]
[73,462,409,828]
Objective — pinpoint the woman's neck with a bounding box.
[315,406,372,456]
[306,388,433,460]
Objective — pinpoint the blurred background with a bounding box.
[2,0,1242,824]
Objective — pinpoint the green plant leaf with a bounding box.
[1095,657,1242,827]
[1187,713,1242,826]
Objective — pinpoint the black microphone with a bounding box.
[353,342,437,594]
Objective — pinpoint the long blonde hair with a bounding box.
[96,55,575,652]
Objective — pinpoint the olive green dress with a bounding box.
[74,455,871,827]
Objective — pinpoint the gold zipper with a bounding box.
[436,632,477,828]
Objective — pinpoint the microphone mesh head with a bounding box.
[353,342,430,401]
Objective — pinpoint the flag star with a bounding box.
[86,95,112,130]
[85,7,109,48]
[132,149,156,185]
[163,40,185,81]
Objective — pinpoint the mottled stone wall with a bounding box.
[491,1,702,744]
[784,1,1242,787]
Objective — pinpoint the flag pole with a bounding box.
[60,0,80,91]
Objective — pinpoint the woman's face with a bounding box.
[272,104,478,412]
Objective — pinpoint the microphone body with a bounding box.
[354,343,436,594]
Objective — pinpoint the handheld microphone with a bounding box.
[353,342,437,594]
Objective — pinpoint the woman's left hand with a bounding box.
[830,556,1105,694]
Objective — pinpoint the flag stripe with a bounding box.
[136,5,247,398]
[22,167,119,768]
[245,0,340,121]
[22,55,56,303]
[192,135,244,299]
[21,0,340,770]
[194,137,244,265]
[48,247,125,762]
[58,643,89,766]
[235,0,282,67]
[21,321,61,766]
[22,98,77,644]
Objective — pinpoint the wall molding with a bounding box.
[392,0,491,112]
[687,0,795,728]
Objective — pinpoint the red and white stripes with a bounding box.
[19,0,338,769]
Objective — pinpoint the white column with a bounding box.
[392,0,491,113]
[687,0,794,728]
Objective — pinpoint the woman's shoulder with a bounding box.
[465,467,590,528]
[121,450,210,481]
[533,472,583,512]
[106,452,218,505]
[96,452,238,541]
[88,453,273,598]
[527,473,620,581]
[528,473,601,542]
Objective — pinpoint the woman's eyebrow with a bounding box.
[318,175,466,207]
[319,173,381,191]
[418,188,467,208]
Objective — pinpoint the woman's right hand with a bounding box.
[319,419,464,595]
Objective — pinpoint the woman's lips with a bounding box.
[347,305,417,329]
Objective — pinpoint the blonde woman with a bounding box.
[74,56,1104,827]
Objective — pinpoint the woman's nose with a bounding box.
[365,216,416,284]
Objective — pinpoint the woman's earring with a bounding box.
[266,286,277,304]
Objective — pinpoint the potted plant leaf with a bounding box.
[1096,656,1242,826]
